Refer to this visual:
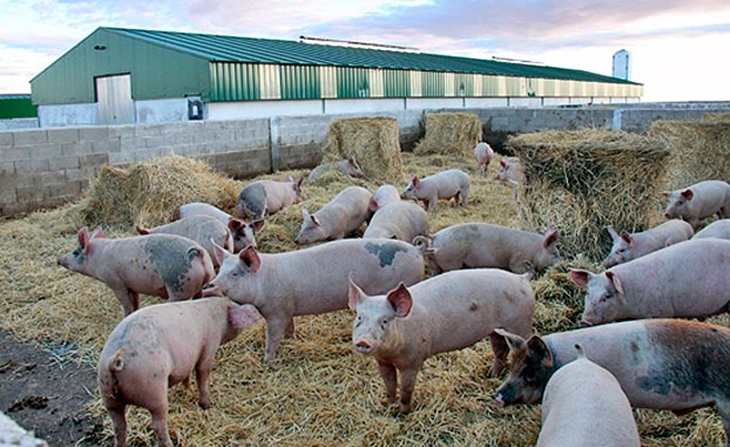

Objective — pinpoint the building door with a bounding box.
[96,74,134,124]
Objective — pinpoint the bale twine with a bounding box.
[413,112,481,159]
[319,117,403,184]
[649,119,730,190]
[508,129,670,261]
[79,155,242,228]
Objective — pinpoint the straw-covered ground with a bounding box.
[1,147,728,446]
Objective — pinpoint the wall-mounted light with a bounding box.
[93,45,107,51]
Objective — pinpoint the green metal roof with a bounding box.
[106,27,640,86]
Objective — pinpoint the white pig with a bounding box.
[348,269,534,412]
[601,219,694,268]
[294,186,372,245]
[400,169,470,212]
[414,222,560,275]
[136,215,234,268]
[571,238,730,326]
[368,184,402,212]
[536,344,640,447]
[307,156,365,181]
[204,238,425,361]
[474,142,494,177]
[693,218,730,240]
[97,297,261,447]
[495,156,523,200]
[172,202,263,252]
[235,176,304,221]
[662,179,730,229]
[362,201,429,243]
[57,226,215,316]
[493,319,730,447]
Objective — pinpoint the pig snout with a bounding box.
[578,318,594,328]
[493,393,506,408]
[664,213,671,219]
[201,283,221,297]
[354,339,374,354]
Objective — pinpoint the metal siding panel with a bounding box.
[369,69,384,97]
[422,72,445,97]
[473,74,482,97]
[320,66,337,98]
[410,71,422,97]
[383,69,409,97]
[337,67,369,98]
[258,64,281,100]
[280,65,320,100]
[445,73,455,97]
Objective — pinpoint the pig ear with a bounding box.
[348,156,357,165]
[494,328,525,352]
[90,226,106,239]
[228,217,243,232]
[295,176,305,191]
[606,226,620,241]
[229,303,262,330]
[135,225,150,235]
[212,240,233,265]
[620,231,635,247]
[605,271,625,296]
[77,227,91,251]
[569,268,593,288]
[347,273,366,310]
[681,189,694,200]
[500,159,507,168]
[542,228,558,248]
[238,245,261,272]
[286,175,294,183]
[301,207,310,220]
[310,214,322,227]
[526,335,554,368]
[368,197,379,212]
[660,190,670,197]
[251,218,265,234]
[412,176,421,187]
[386,283,413,318]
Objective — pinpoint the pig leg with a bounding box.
[104,397,128,447]
[460,188,468,207]
[398,364,423,413]
[488,332,509,377]
[149,403,173,447]
[284,318,295,339]
[263,316,290,362]
[715,400,730,447]
[452,192,461,208]
[376,359,398,405]
[112,288,140,316]
[195,357,214,409]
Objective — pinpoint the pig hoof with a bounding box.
[199,399,211,409]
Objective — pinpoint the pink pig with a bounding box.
[57,226,215,316]
[400,169,470,212]
[415,222,560,275]
[235,176,304,221]
[601,219,694,268]
[294,186,373,245]
[172,202,263,252]
[474,142,494,177]
[368,184,402,212]
[535,344,640,447]
[349,269,534,412]
[97,297,261,447]
[693,218,730,240]
[307,156,365,181]
[662,179,730,229]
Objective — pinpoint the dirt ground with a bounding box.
[0,331,104,446]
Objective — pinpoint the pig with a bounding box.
[307,155,365,181]
[136,215,234,268]
[203,238,425,362]
[601,219,694,268]
[172,201,263,252]
[235,176,304,221]
[368,184,402,212]
[693,218,730,240]
[535,344,640,447]
[495,156,523,200]
[348,268,535,413]
[362,201,429,243]
[662,179,730,229]
[294,186,373,245]
[414,223,560,275]
[97,297,262,447]
[493,318,730,447]
[57,226,215,316]
[400,169,470,212]
[474,142,494,177]
[570,238,730,326]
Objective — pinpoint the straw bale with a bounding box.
[413,112,481,159]
[0,147,726,447]
[648,119,730,190]
[320,117,403,185]
[508,129,670,261]
[78,154,242,229]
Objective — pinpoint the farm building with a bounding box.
[30,27,643,127]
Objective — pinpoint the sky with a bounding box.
[1,0,729,102]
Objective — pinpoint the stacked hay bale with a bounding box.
[79,154,242,228]
[649,117,730,190]
[317,117,403,185]
[413,112,481,160]
[508,129,670,261]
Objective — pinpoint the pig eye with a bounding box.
[355,316,362,327]
[380,318,389,329]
